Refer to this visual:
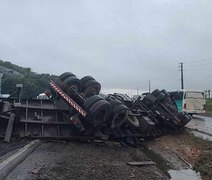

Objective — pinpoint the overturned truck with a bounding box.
[0,72,191,146]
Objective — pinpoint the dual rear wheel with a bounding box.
[57,72,101,98]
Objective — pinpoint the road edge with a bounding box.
[0,140,41,179]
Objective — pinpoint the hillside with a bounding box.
[0,60,57,98]
[0,66,23,78]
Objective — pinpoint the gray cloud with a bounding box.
[0,0,212,93]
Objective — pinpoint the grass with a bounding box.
[206,99,212,114]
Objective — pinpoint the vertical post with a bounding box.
[4,113,15,142]
[0,73,3,96]
[205,90,208,99]
[16,84,23,103]
[180,62,184,89]
[148,80,151,93]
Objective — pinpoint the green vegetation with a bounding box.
[0,60,57,98]
[0,60,31,76]
[206,99,212,114]
[193,136,212,180]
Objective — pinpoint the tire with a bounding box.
[161,89,168,96]
[110,100,128,129]
[125,114,140,128]
[80,76,95,89]
[177,112,192,126]
[138,116,155,133]
[110,104,128,129]
[83,95,104,111]
[112,103,127,113]
[161,89,170,102]
[88,100,111,128]
[106,94,119,102]
[113,94,124,102]
[63,76,81,92]
[81,79,101,98]
[143,94,157,105]
[156,92,166,102]
[167,104,178,112]
[151,89,160,97]
[109,99,122,108]
[53,78,66,91]
[59,72,75,81]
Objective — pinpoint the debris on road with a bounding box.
[127,161,156,166]
[31,165,44,175]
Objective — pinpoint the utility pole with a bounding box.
[148,80,151,93]
[180,62,184,89]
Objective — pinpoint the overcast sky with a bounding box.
[0,0,212,94]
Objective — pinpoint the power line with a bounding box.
[184,68,212,89]
[184,63,212,68]
[166,75,179,82]
[184,66,212,70]
[152,70,179,82]
[184,62,212,66]
[183,58,212,64]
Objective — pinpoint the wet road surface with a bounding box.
[186,115,212,141]
[4,141,167,180]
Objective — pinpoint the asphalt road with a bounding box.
[4,141,167,180]
[186,114,212,141]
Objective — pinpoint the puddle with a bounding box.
[168,169,202,180]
